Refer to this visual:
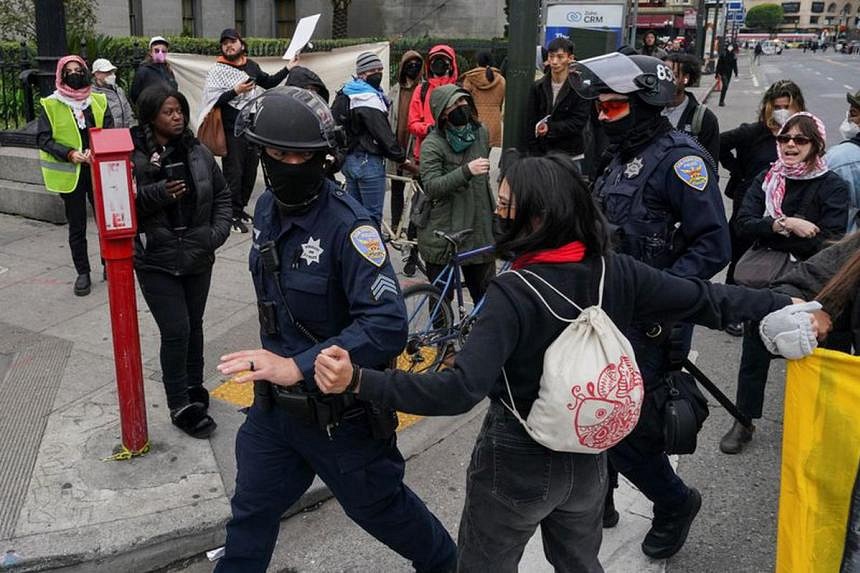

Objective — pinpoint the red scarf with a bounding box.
[511,241,587,270]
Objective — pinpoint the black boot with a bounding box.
[74,273,91,296]
[171,403,216,439]
[187,385,210,410]
[642,488,702,559]
[603,486,620,528]
[719,421,755,454]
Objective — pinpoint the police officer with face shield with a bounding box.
[215,87,456,573]
[570,53,731,559]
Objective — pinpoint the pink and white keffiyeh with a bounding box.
[762,111,829,219]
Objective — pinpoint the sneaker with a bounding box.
[642,488,703,559]
[74,273,91,296]
[240,210,253,223]
[231,218,249,234]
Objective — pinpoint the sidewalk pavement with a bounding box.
[0,121,720,572]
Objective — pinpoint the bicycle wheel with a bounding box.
[397,283,455,374]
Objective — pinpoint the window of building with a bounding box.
[812,2,825,12]
[782,2,801,13]
[827,2,838,12]
[182,0,197,35]
[810,15,820,22]
[235,0,247,35]
[783,14,800,22]
[274,0,297,37]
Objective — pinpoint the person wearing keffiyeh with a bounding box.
[720,111,850,455]
[199,28,296,233]
[36,55,114,296]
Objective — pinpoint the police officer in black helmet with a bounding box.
[215,86,457,572]
[570,53,731,559]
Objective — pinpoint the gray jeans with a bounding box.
[457,402,607,572]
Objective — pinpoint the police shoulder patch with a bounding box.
[350,225,387,267]
[673,155,709,191]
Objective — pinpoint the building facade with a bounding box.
[97,0,505,40]
[744,0,859,33]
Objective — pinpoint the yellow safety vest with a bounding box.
[39,93,107,193]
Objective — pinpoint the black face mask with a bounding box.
[365,72,383,90]
[601,113,637,144]
[447,106,470,127]
[492,213,514,241]
[261,152,326,212]
[63,72,90,90]
[404,60,421,79]
[429,58,451,77]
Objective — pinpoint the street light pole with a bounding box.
[34,0,66,98]
[630,0,640,46]
[695,0,707,59]
[503,0,539,150]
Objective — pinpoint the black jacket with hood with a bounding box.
[131,127,232,275]
[130,62,178,104]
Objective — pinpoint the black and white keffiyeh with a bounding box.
[198,62,261,126]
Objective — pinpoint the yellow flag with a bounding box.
[777,348,860,573]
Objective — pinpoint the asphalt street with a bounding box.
[166,50,859,573]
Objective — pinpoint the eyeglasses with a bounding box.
[776,134,813,145]
[595,99,630,121]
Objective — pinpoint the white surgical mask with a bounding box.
[839,112,860,139]
[105,73,116,86]
[772,108,792,126]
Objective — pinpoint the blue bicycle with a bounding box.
[397,229,503,373]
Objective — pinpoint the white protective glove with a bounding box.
[758,301,822,360]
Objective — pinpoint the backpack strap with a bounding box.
[691,103,706,137]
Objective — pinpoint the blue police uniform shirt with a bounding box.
[593,130,731,280]
[249,180,407,390]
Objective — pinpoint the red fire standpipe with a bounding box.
[89,128,149,456]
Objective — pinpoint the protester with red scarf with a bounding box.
[720,111,850,454]
[37,55,114,296]
[300,153,805,572]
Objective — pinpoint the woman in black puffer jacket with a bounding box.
[132,85,232,438]
[719,112,849,454]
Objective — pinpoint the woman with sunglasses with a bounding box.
[719,80,806,336]
[719,112,849,454]
[310,154,815,572]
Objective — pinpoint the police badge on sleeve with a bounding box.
[350,225,387,267]
[673,156,709,191]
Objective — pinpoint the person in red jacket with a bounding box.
[407,44,458,162]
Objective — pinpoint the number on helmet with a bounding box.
[656,64,675,82]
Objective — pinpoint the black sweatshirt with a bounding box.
[216,59,291,129]
[357,254,792,416]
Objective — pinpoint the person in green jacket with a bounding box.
[418,84,496,303]
[37,55,113,296]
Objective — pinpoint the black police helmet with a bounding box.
[569,52,676,108]
[235,86,341,151]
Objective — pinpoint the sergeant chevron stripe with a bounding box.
[371,274,398,300]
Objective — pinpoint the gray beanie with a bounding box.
[356,52,383,75]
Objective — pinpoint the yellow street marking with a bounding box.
[211,379,424,432]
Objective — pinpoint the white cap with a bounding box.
[91,58,117,73]
[149,36,169,48]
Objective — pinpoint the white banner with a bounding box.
[168,41,390,131]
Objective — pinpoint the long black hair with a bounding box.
[495,152,611,260]
[136,84,196,155]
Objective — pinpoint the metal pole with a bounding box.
[710,0,721,59]
[503,0,540,150]
[630,0,640,46]
[34,0,67,98]
[695,0,707,59]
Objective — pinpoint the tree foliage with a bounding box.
[0,0,97,42]
[745,4,784,32]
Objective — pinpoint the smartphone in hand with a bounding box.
[164,162,186,182]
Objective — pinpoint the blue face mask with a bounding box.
[446,123,477,153]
